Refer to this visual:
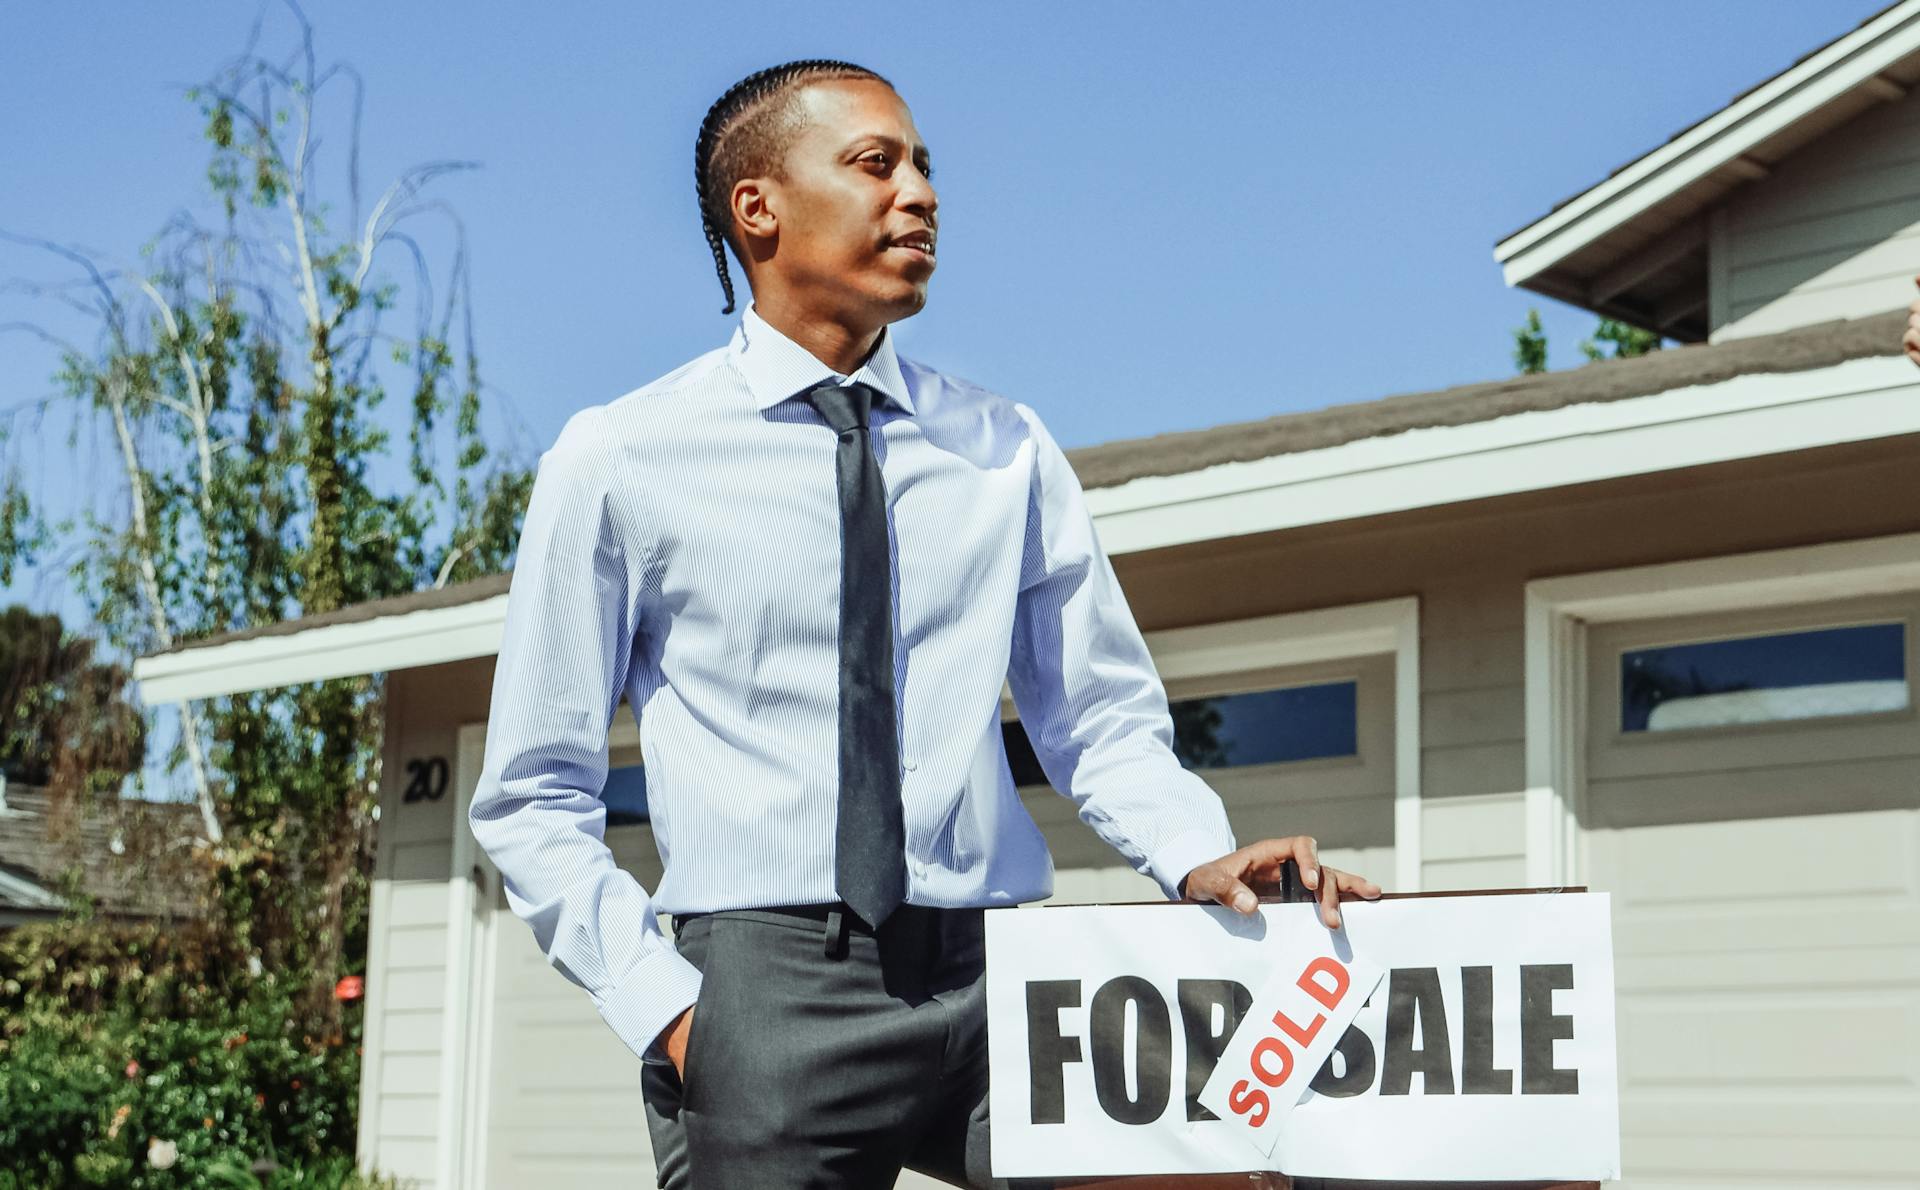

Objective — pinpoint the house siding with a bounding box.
[1113,432,1920,894]
[357,657,495,1188]
[1715,87,1920,340]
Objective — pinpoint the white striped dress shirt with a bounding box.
[468,305,1236,1063]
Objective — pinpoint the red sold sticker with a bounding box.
[1196,932,1384,1158]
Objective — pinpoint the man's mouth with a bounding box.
[889,231,936,261]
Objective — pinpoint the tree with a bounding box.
[1512,309,1549,374]
[1580,317,1663,362]
[0,605,145,795]
[1511,308,1662,374]
[0,2,533,1037]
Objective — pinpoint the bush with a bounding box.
[197,1154,411,1188]
[0,921,390,1189]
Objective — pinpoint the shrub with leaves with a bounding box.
[0,919,390,1188]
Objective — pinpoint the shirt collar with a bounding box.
[730,304,916,416]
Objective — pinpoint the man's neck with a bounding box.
[750,295,885,377]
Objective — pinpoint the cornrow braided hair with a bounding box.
[694,59,891,314]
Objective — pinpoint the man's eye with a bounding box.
[860,153,889,169]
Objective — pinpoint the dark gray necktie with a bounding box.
[805,380,906,929]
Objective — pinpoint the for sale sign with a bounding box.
[985,893,1619,1182]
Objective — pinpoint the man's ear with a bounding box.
[731,177,778,253]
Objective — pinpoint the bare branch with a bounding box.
[348,162,479,307]
[343,63,366,239]
[0,229,132,337]
[0,319,91,361]
[433,536,479,589]
[102,361,222,844]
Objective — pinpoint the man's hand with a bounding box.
[661,1005,694,1081]
[1905,276,1920,368]
[1181,835,1382,929]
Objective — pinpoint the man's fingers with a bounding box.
[1310,867,1387,929]
[662,1006,695,1080]
[1317,862,1341,928]
[1233,835,1320,889]
[1223,875,1260,915]
[1331,866,1383,899]
[1190,866,1260,915]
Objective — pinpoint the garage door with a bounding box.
[1582,599,1920,1188]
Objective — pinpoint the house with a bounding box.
[0,779,206,929]
[133,4,1920,1186]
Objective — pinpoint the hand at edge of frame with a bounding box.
[1904,275,1920,367]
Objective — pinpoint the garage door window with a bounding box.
[1003,678,1361,787]
[1621,621,1908,733]
[1588,592,1920,797]
[603,762,649,826]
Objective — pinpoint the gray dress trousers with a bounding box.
[639,904,1054,1190]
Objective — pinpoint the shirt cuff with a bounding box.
[1147,827,1234,902]
[591,945,704,1065]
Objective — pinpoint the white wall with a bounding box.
[360,840,454,1189]
[356,671,481,1190]
[1419,578,1528,890]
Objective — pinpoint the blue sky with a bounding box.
[0,4,1881,452]
[0,0,1882,622]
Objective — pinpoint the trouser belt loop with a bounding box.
[823,908,850,959]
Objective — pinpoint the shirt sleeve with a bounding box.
[467,407,700,1065]
[1005,408,1236,899]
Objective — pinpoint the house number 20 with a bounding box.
[403,757,449,803]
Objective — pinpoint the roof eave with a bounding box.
[133,589,509,704]
[1495,2,1920,325]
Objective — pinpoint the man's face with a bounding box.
[750,78,938,326]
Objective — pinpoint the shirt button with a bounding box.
[902,757,918,772]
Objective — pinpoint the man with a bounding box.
[470,60,1380,1189]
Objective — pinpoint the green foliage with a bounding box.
[0,1000,352,1186]
[0,10,529,1184]
[0,918,239,1019]
[1512,308,1549,375]
[196,1156,411,1189]
[1,8,532,1038]
[0,605,145,792]
[1513,309,1662,374]
[0,920,401,1189]
[0,475,46,586]
[1580,317,1663,361]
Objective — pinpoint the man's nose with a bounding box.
[897,166,937,220]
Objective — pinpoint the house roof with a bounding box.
[1493,0,1920,341]
[1068,308,1906,489]
[0,784,207,920]
[140,307,1909,665]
